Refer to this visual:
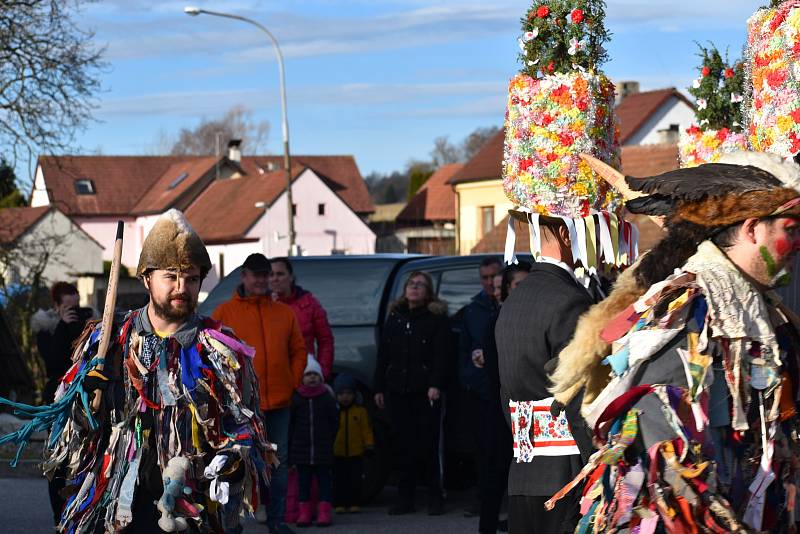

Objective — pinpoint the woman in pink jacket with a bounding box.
[269,257,334,380]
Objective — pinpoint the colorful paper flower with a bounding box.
[537,5,550,18]
[731,93,743,103]
[724,68,735,78]
[570,9,584,24]
[702,66,711,77]
[523,29,539,42]
[697,98,707,110]
[568,37,587,56]
[747,5,800,156]
[502,72,621,218]
[679,127,748,167]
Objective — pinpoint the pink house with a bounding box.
[29,148,376,294]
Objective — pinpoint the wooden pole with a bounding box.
[91,221,124,411]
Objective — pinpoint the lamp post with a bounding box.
[184,6,297,255]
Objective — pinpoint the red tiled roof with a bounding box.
[616,88,694,144]
[0,206,52,244]
[39,154,374,217]
[447,130,504,185]
[239,155,374,214]
[37,156,188,216]
[471,215,527,254]
[185,167,306,244]
[397,163,462,224]
[132,157,218,214]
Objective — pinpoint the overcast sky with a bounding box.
[69,0,756,176]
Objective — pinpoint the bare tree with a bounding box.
[0,0,105,183]
[462,126,501,161]
[170,106,270,156]
[430,136,461,167]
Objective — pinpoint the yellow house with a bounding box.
[446,131,513,255]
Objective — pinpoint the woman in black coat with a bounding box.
[373,270,450,516]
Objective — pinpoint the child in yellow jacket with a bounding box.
[332,373,375,513]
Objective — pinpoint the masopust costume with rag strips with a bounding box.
[547,152,800,533]
[44,307,272,533]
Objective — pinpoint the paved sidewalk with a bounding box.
[0,477,488,533]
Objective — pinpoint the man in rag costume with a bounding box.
[5,209,273,533]
[547,152,800,533]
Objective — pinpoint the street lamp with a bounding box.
[184,6,297,256]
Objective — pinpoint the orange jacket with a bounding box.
[212,289,307,411]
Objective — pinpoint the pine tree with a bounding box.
[687,43,745,132]
[518,0,610,77]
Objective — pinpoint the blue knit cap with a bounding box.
[333,372,356,394]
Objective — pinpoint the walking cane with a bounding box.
[90,221,124,412]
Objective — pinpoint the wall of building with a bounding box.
[2,210,103,288]
[201,241,262,297]
[73,217,139,269]
[456,180,513,255]
[250,169,376,257]
[29,165,49,208]
[624,97,696,146]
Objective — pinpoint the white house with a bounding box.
[0,206,103,287]
[615,86,696,146]
[29,147,376,296]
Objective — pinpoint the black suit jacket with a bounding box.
[495,261,593,496]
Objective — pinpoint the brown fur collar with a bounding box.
[549,264,647,406]
[676,187,799,226]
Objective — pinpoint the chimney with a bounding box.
[617,80,640,104]
[656,123,680,144]
[227,139,242,163]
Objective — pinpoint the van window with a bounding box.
[438,267,480,315]
[199,259,399,326]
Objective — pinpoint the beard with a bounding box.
[150,291,196,323]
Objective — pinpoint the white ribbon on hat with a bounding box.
[596,213,614,265]
[528,213,542,260]
[504,215,519,265]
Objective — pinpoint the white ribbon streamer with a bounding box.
[504,215,519,265]
[596,213,614,264]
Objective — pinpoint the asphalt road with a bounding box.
[0,477,488,533]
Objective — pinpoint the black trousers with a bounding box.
[508,493,580,534]
[387,391,443,504]
[479,400,513,533]
[333,456,364,507]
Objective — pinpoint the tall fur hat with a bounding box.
[136,209,211,279]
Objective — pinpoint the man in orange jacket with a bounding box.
[213,253,307,534]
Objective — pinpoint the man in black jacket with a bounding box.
[496,219,593,534]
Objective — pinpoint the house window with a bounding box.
[479,206,494,237]
[292,204,297,216]
[74,179,95,195]
[168,172,189,190]
[318,203,326,216]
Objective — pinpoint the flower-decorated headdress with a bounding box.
[502,0,635,274]
[745,0,800,157]
[679,43,748,167]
